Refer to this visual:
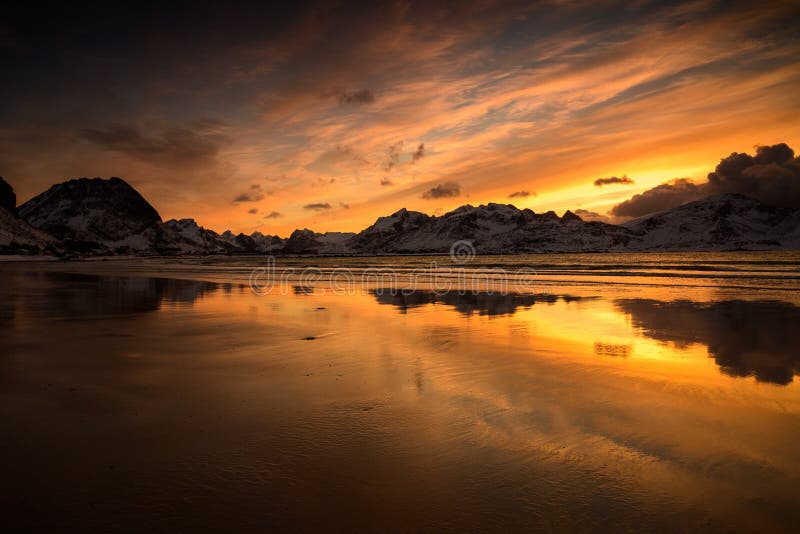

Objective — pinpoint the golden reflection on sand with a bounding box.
[2,267,799,531]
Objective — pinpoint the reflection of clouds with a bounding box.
[371,289,592,316]
[615,299,800,385]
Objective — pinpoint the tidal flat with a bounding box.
[2,253,799,532]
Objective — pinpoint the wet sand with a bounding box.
[1,256,799,532]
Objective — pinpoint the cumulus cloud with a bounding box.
[412,143,425,161]
[263,211,282,219]
[79,123,227,167]
[233,184,265,203]
[380,177,393,186]
[247,208,258,214]
[594,175,634,187]
[610,178,704,218]
[338,89,375,105]
[611,143,800,218]
[422,182,461,199]
[705,143,800,206]
[304,202,332,211]
[508,190,533,198]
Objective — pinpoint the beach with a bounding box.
[2,252,799,531]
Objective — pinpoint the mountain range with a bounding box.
[1,176,799,256]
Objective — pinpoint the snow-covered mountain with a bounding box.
[15,178,286,255]
[163,219,239,254]
[283,229,357,254]
[623,194,800,250]
[348,203,635,253]
[19,177,164,253]
[6,176,800,256]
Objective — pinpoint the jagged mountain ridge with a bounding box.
[349,203,635,253]
[6,176,800,255]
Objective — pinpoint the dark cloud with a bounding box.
[304,202,332,211]
[594,175,634,187]
[233,184,265,203]
[422,182,461,199]
[412,143,425,161]
[339,202,350,209]
[79,123,227,167]
[611,143,800,218]
[705,143,800,207]
[380,177,393,186]
[338,89,375,105]
[508,190,533,198]
[610,178,704,218]
[247,208,258,214]
[263,211,283,219]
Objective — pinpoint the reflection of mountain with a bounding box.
[4,272,220,318]
[371,289,590,316]
[615,299,800,385]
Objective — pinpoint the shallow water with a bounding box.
[1,255,799,532]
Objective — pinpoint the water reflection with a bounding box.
[0,271,221,319]
[615,299,800,385]
[2,269,800,531]
[369,288,800,385]
[370,288,593,316]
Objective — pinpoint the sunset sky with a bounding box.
[2,1,799,236]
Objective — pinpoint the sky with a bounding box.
[1,0,799,236]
